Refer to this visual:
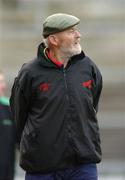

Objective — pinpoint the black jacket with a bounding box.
[10,43,103,174]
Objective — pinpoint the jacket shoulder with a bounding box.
[17,58,40,79]
[84,56,102,76]
[19,58,38,72]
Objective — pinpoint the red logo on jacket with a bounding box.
[82,80,92,89]
[39,83,50,92]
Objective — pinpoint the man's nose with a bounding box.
[75,30,81,38]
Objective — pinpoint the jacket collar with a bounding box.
[37,42,86,68]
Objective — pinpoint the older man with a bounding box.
[10,13,103,180]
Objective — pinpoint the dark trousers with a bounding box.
[25,163,97,180]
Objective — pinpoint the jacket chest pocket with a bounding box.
[34,79,64,102]
[78,78,94,104]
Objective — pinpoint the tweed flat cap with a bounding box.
[42,13,80,38]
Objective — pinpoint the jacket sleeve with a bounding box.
[10,67,32,142]
[92,64,103,113]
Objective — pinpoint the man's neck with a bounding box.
[49,49,70,68]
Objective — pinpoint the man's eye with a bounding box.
[69,29,75,33]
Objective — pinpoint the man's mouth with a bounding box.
[75,42,80,45]
[75,40,80,45]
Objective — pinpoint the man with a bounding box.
[0,71,16,180]
[10,13,103,180]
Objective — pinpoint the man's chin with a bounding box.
[59,44,82,58]
[72,45,82,56]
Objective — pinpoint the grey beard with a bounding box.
[59,44,82,61]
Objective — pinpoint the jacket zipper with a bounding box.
[62,67,74,146]
[63,68,69,101]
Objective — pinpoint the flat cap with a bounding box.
[42,13,80,38]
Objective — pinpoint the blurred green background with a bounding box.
[0,0,125,179]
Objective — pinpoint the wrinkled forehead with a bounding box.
[53,25,80,37]
[66,25,79,30]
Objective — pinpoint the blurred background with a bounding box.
[0,0,125,179]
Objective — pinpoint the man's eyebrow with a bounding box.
[69,27,76,31]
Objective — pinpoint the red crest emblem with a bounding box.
[82,80,92,89]
[39,83,50,92]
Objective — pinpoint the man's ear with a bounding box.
[48,35,58,46]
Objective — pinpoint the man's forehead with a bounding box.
[47,25,80,39]
[66,25,79,31]
[56,25,79,35]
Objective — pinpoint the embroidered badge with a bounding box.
[39,83,50,92]
[82,80,92,89]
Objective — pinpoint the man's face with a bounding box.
[0,73,6,96]
[55,26,81,57]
